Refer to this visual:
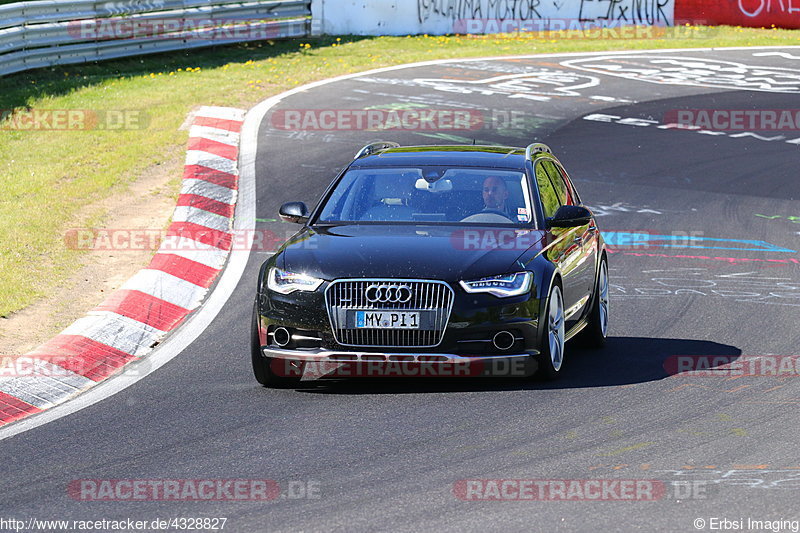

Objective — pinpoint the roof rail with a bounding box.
[525,143,552,161]
[354,141,400,159]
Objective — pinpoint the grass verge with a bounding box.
[0,25,798,317]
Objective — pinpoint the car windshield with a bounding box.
[316,167,534,226]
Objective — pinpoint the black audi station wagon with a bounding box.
[251,142,608,386]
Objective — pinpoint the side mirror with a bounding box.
[279,201,309,224]
[548,205,592,229]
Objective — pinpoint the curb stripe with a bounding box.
[119,269,210,311]
[63,313,166,358]
[166,222,233,251]
[27,335,137,382]
[180,179,237,205]
[194,106,247,122]
[193,116,244,132]
[0,369,94,409]
[187,137,238,161]
[172,206,232,232]
[185,151,238,175]
[0,104,244,428]
[0,392,41,422]
[188,125,241,147]
[182,168,238,191]
[155,237,230,269]
[147,254,221,288]
[176,194,235,218]
[95,290,191,332]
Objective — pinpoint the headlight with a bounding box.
[459,272,532,298]
[267,267,323,294]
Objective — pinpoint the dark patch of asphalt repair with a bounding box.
[2,49,800,532]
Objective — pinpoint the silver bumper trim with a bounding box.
[261,346,538,363]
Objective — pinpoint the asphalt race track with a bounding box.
[2,49,800,532]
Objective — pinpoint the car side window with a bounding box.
[555,163,580,205]
[535,162,561,219]
[542,160,574,206]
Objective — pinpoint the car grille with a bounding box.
[325,279,454,347]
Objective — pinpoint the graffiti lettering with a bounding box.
[611,269,800,306]
[756,214,800,223]
[359,70,603,102]
[580,0,672,25]
[563,56,800,93]
[418,0,543,24]
[582,112,800,147]
[586,202,663,216]
[609,249,800,266]
[738,0,800,18]
[658,468,800,489]
[418,0,673,25]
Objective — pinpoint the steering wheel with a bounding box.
[459,209,514,224]
[480,208,512,219]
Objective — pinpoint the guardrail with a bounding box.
[0,0,311,76]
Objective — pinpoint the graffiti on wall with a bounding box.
[417,0,675,26]
[737,0,800,18]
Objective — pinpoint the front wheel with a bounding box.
[576,257,609,348]
[250,302,302,388]
[536,283,566,380]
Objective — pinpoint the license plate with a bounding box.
[355,311,420,329]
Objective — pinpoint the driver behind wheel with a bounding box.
[482,175,510,217]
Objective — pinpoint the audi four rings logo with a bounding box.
[365,284,413,303]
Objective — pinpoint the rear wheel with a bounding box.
[250,302,302,388]
[536,283,565,380]
[576,257,609,348]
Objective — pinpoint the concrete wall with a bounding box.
[311,0,676,36]
[311,0,800,36]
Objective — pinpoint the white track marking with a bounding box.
[753,52,800,60]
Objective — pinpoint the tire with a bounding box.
[250,301,302,388]
[576,256,609,348]
[536,282,566,380]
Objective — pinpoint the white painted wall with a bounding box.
[311,0,676,36]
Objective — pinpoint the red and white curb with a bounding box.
[0,106,245,427]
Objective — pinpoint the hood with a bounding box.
[279,224,546,281]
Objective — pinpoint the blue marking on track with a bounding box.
[603,232,796,253]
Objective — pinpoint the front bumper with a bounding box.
[260,282,544,352]
[261,346,539,378]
